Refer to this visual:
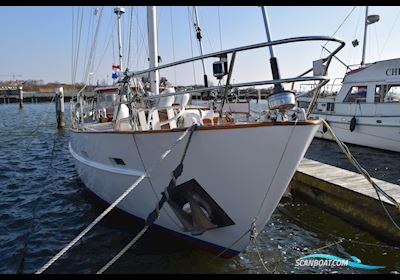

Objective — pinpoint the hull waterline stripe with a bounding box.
[68,142,145,177]
[70,120,321,135]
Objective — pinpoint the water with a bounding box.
[0,102,399,274]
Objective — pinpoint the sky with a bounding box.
[1,6,400,89]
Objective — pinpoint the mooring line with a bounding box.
[97,124,198,274]
[10,94,58,274]
[277,206,400,251]
[96,226,149,274]
[35,173,147,274]
[17,130,61,274]
[36,124,196,274]
[321,119,400,231]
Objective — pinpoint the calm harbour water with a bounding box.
[0,102,399,274]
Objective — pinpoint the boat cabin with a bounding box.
[93,86,119,122]
[299,58,400,117]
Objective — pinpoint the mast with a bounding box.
[260,6,284,93]
[147,6,160,95]
[360,6,380,66]
[193,6,208,87]
[114,6,125,71]
[360,6,369,66]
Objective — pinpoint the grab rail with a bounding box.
[124,35,345,78]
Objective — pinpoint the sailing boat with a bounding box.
[297,6,400,152]
[69,6,344,256]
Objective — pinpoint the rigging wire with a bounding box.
[73,7,84,86]
[89,6,113,84]
[320,6,357,58]
[254,120,298,221]
[82,7,94,83]
[71,7,74,84]
[82,7,104,84]
[132,7,149,71]
[135,6,140,70]
[92,12,116,81]
[198,8,214,53]
[217,6,223,51]
[89,7,103,83]
[371,7,380,61]
[112,11,116,66]
[170,6,177,85]
[127,6,134,70]
[187,7,197,85]
[346,6,362,65]
[72,7,77,85]
[379,7,400,59]
[72,7,82,86]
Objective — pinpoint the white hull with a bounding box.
[312,114,400,152]
[69,122,319,255]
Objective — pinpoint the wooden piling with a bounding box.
[56,87,65,128]
[18,86,23,109]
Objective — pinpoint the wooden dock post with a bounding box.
[55,87,65,128]
[18,86,23,109]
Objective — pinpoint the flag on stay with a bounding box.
[112,64,120,70]
[112,71,119,80]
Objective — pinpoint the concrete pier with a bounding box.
[292,158,400,245]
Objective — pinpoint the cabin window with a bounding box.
[375,85,400,103]
[297,101,310,109]
[106,95,113,103]
[327,102,335,111]
[343,86,367,103]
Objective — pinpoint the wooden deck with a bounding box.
[292,158,400,244]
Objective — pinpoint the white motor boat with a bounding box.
[298,58,400,152]
[297,7,400,153]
